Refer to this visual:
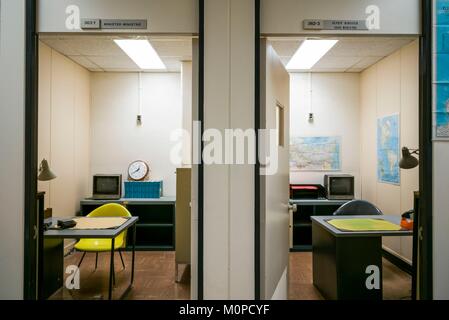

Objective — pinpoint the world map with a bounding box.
[290,136,341,171]
[377,115,400,184]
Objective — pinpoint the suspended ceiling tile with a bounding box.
[313,56,362,70]
[151,40,192,58]
[40,38,81,56]
[346,68,364,73]
[68,56,101,71]
[271,40,303,58]
[61,38,125,57]
[87,55,139,70]
[160,58,182,72]
[351,56,384,69]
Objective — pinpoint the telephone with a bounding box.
[400,209,414,230]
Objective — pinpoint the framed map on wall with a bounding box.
[290,136,341,171]
[377,114,400,185]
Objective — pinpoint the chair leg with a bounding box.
[95,252,98,270]
[112,258,116,286]
[119,250,126,269]
[77,252,87,268]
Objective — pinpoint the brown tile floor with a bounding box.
[50,251,411,300]
[288,252,412,300]
[50,251,190,300]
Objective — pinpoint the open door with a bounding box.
[260,39,290,300]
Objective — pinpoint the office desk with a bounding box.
[311,215,412,300]
[44,216,139,300]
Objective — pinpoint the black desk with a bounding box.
[311,215,412,300]
[44,216,139,300]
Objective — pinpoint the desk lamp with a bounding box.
[38,159,57,181]
[399,147,419,169]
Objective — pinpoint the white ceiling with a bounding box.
[269,37,416,73]
[39,35,193,72]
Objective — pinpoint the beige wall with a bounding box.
[360,40,419,262]
[38,41,91,218]
[90,72,182,197]
[290,73,361,197]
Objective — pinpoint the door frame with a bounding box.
[254,0,434,300]
[23,0,205,300]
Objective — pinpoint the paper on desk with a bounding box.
[327,218,401,232]
[71,217,128,230]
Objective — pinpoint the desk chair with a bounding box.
[74,203,132,283]
[334,200,383,216]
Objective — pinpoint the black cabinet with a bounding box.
[290,199,348,251]
[80,198,176,251]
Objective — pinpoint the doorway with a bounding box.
[33,34,196,300]
[259,35,423,300]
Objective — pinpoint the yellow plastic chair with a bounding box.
[74,203,132,277]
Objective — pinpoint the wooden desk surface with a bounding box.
[43,216,139,239]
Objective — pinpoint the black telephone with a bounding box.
[57,219,77,229]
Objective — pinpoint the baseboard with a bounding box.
[382,249,412,275]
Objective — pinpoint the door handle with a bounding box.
[33,225,38,240]
[288,204,297,212]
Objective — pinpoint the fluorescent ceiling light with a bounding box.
[114,39,166,70]
[286,39,338,70]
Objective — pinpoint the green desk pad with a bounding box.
[327,218,401,232]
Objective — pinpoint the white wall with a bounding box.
[38,42,91,218]
[38,0,198,34]
[289,73,361,197]
[181,61,193,166]
[203,0,255,299]
[360,40,419,262]
[261,0,421,35]
[0,0,25,300]
[90,72,182,197]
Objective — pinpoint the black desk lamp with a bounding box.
[399,147,419,169]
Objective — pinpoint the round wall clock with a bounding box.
[128,160,150,181]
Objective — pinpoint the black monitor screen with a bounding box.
[330,177,353,196]
[94,176,120,195]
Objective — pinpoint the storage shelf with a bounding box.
[290,245,312,252]
[137,223,174,228]
[293,222,312,227]
[290,199,349,250]
[81,198,175,252]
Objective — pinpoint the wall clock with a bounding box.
[128,160,150,181]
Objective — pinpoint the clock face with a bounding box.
[128,160,149,181]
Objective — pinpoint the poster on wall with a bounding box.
[377,114,400,185]
[434,0,449,139]
[290,136,341,171]
[435,84,449,137]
